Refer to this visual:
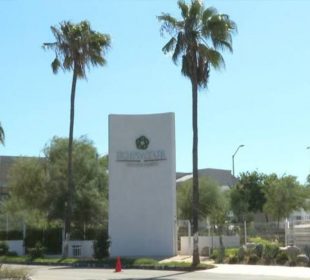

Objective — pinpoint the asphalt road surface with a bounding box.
[5,264,310,280]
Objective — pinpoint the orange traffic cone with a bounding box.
[115,256,122,272]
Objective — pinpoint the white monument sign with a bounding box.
[108,113,176,257]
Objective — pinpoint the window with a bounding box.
[72,245,81,257]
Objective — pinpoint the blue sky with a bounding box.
[1,0,310,183]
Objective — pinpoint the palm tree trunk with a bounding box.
[191,64,200,267]
[64,66,78,257]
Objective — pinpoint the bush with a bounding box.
[210,249,219,260]
[247,253,259,264]
[296,254,309,266]
[225,248,238,257]
[6,251,18,257]
[263,244,279,264]
[218,247,225,263]
[254,244,264,258]
[27,242,45,260]
[228,255,238,264]
[93,230,110,259]
[237,246,245,262]
[276,251,288,265]
[0,242,9,256]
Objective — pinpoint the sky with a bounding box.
[1,0,310,183]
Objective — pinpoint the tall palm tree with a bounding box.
[0,122,4,145]
[43,20,110,256]
[158,0,236,266]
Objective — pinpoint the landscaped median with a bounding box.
[0,256,214,271]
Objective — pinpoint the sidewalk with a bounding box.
[207,264,310,278]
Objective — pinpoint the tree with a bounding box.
[208,190,230,263]
[263,174,308,227]
[5,137,108,235]
[43,21,110,253]
[177,177,222,220]
[158,0,236,266]
[230,171,267,222]
[0,122,4,145]
[5,157,48,227]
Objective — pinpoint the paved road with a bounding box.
[5,264,310,280]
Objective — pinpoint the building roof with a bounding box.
[176,168,238,187]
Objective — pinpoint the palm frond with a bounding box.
[162,37,177,54]
[158,13,181,36]
[51,58,61,74]
[202,7,218,23]
[203,13,236,53]
[189,0,203,22]
[42,42,57,50]
[0,123,5,146]
[172,32,187,63]
[181,54,191,78]
[205,48,225,70]
[178,0,189,19]
[44,20,110,79]
[197,56,210,88]
[158,0,236,89]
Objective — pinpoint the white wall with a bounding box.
[65,240,94,258]
[6,240,24,256]
[109,113,176,257]
[180,236,240,255]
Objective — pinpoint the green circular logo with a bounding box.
[136,136,150,150]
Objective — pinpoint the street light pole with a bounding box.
[232,144,245,176]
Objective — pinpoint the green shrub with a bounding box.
[28,242,45,260]
[0,242,9,256]
[6,251,18,257]
[237,246,245,262]
[228,255,238,264]
[225,248,239,257]
[247,253,259,264]
[93,230,110,259]
[210,249,219,260]
[263,244,279,264]
[218,247,225,263]
[254,244,263,258]
[296,254,309,266]
[249,237,280,247]
[276,251,288,265]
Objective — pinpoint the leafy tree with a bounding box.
[263,174,308,227]
[4,157,48,227]
[158,0,236,266]
[5,137,108,234]
[178,177,230,263]
[230,171,266,222]
[0,122,4,145]
[43,20,111,251]
[209,190,230,263]
[177,177,222,220]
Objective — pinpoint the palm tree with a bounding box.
[158,0,236,266]
[0,122,4,145]
[43,20,110,256]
